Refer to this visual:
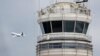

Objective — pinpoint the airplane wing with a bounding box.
[11,32,18,35]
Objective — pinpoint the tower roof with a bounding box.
[47,2,86,9]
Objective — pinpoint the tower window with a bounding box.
[75,21,84,33]
[49,43,62,48]
[62,43,76,48]
[42,21,89,34]
[43,21,51,33]
[40,44,48,50]
[51,21,62,32]
[64,21,74,32]
[83,23,89,34]
[40,23,45,34]
[39,43,92,51]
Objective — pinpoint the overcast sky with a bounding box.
[0,0,100,56]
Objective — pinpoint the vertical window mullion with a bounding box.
[74,21,76,32]
[83,23,89,34]
[50,21,53,33]
[82,22,86,33]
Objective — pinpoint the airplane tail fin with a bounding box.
[21,32,24,37]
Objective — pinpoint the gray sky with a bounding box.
[0,0,100,56]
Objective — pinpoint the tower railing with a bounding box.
[37,33,92,42]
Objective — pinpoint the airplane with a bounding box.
[11,32,24,37]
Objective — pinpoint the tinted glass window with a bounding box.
[43,22,51,33]
[39,43,92,50]
[52,21,62,32]
[49,43,62,48]
[40,44,48,50]
[78,44,86,48]
[64,21,74,32]
[75,21,84,33]
[62,43,76,48]
[40,23,45,34]
[83,23,89,34]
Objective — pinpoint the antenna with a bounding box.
[76,0,88,3]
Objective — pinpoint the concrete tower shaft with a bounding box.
[37,1,93,56]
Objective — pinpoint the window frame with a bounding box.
[75,21,84,33]
[51,21,63,32]
[63,20,75,32]
[83,22,89,34]
[43,21,52,33]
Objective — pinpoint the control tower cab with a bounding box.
[38,2,91,41]
[37,1,92,56]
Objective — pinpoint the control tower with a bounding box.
[37,0,93,56]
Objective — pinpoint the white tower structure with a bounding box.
[37,0,93,56]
